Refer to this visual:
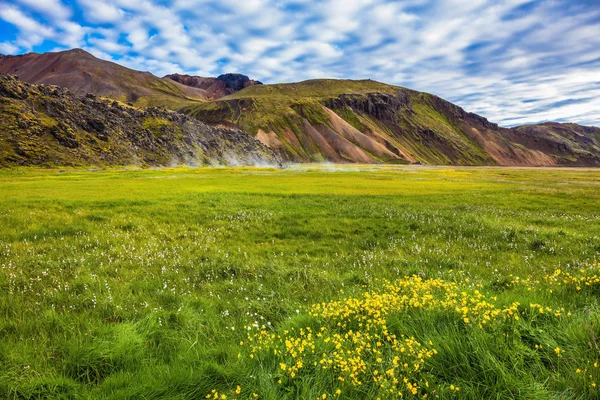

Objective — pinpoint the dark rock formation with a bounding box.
[216,73,263,92]
[0,74,281,167]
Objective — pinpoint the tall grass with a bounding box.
[0,165,599,399]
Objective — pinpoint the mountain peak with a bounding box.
[62,48,94,57]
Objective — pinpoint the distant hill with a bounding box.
[0,74,279,167]
[500,122,600,166]
[0,49,207,109]
[165,73,262,100]
[183,79,600,166]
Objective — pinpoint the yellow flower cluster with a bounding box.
[205,386,249,399]
[243,274,564,397]
[507,264,600,292]
[528,303,569,318]
[312,275,527,329]
[247,323,435,396]
[205,389,227,399]
[543,267,600,290]
[574,361,600,390]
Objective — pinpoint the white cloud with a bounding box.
[77,0,124,23]
[0,3,51,33]
[0,42,19,54]
[0,3,54,48]
[1,0,599,126]
[17,0,71,21]
[88,37,129,53]
[56,20,87,48]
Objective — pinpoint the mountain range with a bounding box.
[1,48,599,167]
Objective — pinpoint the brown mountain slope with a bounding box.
[0,74,280,167]
[184,79,600,166]
[0,49,208,109]
[165,73,262,100]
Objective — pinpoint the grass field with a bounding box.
[1,165,600,399]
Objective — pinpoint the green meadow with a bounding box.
[1,165,600,399]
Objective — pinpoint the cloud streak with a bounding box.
[0,0,598,127]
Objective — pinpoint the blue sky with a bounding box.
[0,0,599,127]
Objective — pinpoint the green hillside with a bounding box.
[183,79,600,166]
[183,80,518,165]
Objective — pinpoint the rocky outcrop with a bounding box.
[324,92,412,122]
[0,74,280,167]
[165,74,216,90]
[499,123,600,166]
[216,73,263,92]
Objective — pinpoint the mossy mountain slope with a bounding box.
[184,79,600,166]
[0,74,280,167]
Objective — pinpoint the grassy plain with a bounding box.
[1,165,600,399]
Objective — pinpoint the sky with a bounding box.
[0,0,599,127]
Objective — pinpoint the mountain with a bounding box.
[165,73,262,100]
[183,79,600,166]
[1,48,599,167]
[0,74,279,167]
[0,49,208,109]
